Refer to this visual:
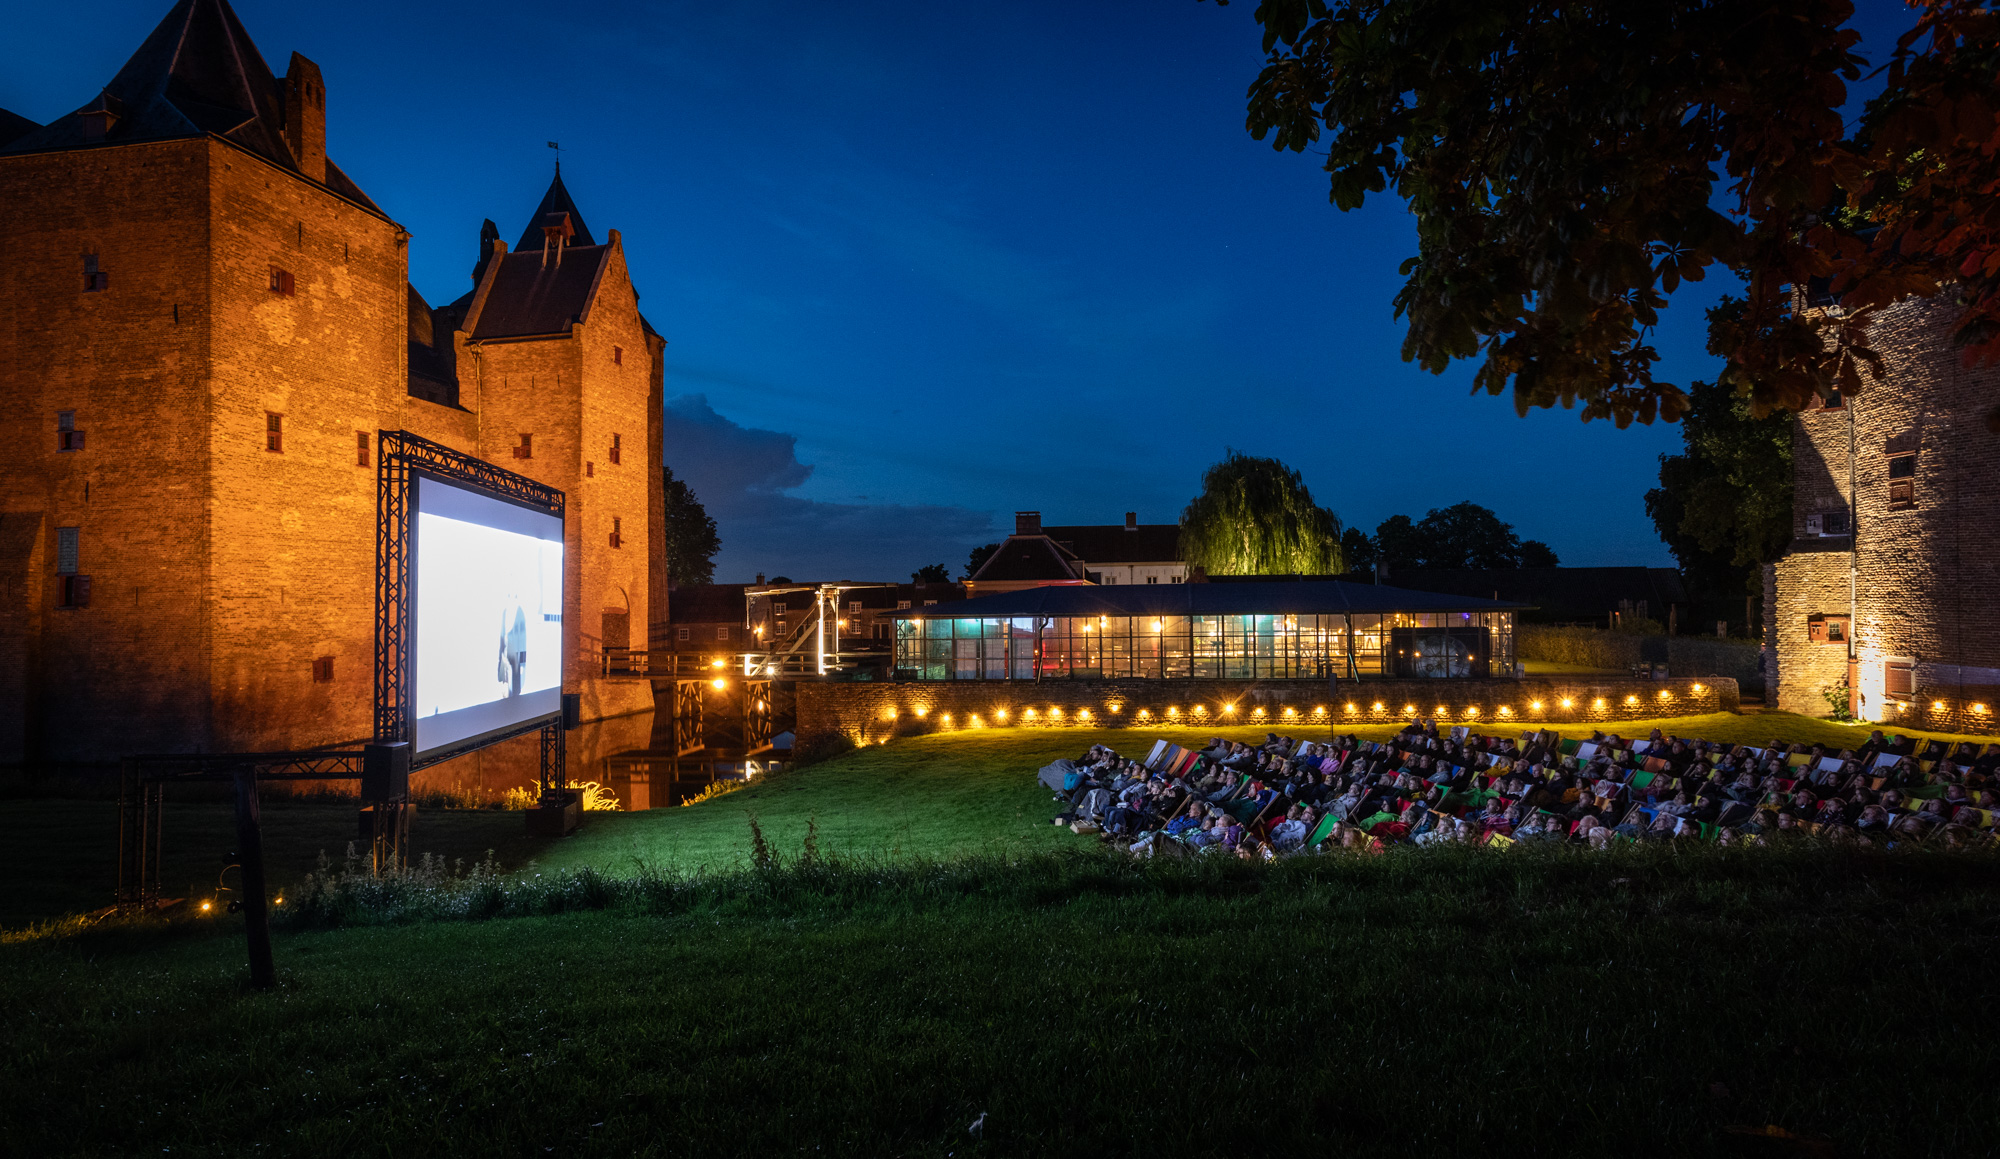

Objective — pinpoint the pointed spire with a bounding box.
[515,165,596,252]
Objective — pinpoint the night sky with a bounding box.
[1,0,1920,581]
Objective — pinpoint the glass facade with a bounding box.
[894,611,1514,681]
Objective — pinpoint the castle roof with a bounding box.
[0,108,37,149]
[515,166,597,252]
[0,0,382,213]
[470,246,613,340]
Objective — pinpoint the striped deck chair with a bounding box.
[1786,753,1812,769]
[1305,812,1340,848]
[1559,738,1581,756]
[1144,740,1174,771]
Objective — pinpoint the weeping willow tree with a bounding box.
[1178,451,1344,576]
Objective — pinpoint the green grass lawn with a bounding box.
[5,710,1987,924]
[4,708,1998,1156]
[4,846,1998,1157]
[1520,658,1627,675]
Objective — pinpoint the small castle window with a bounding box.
[265,412,283,453]
[612,346,623,365]
[514,433,532,460]
[57,410,84,452]
[82,254,108,293]
[1887,662,1915,696]
[56,527,88,609]
[677,627,690,641]
[311,656,334,683]
[269,267,295,296]
[1887,454,1916,510]
[1819,389,1844,410]
[1806,614,1850,645]
[356,431,371,468]
[586,462,594,477]
[610,516,623,549]
[609,433,622,465]
[717,625,730,641]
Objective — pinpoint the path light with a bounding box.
[1168,707,1180,717]
[1560,699,1573,709]
[1530,701,1542,711]
[883,708,898,721]
[1372,702,1385,712]
[995,708,1008,720]
[1624,694,1639,706]
[1024,708,1037,720]
[1050,707,1064,720]
[1933,700,1947,712]
[941,713,951,723]
[914,706,928,717]
[1282,707,1297,718]
[1345,703,1357,713]
[1692,684,1705,694]
[1436,705,1447,716]
[1137,708,1151,719]
[1466,706,1479,717]
[1078,708,1092,721]
[1594,698,1607,709]
[970,714,981,726]
[1657,689,1672,700]
[1223,704,1237,715]
[1976,703,1991,715]
[1403,704,1416,715]
[1499,706,1512,716]
[711,678,727,690]
[1109,703,1122,713]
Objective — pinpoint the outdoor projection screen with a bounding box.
[412,474,565,760]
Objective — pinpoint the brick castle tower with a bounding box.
[0,0,667,763]
[1769,294,2000,733]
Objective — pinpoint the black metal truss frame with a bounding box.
[118,750,374,907]
[674,680,706,756]
[374,430,565,764]
[744,680,774,755]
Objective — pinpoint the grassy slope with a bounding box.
[532,711,1989,876]
[3,848,1997,1157]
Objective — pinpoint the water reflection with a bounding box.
[407,709,786,811]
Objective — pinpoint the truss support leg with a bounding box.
[231,768,276,990]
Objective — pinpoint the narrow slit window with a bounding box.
[56,527,88,608]
[57,410,83,452]
[311,656,334,683]
[514,433,532,460]
[269,267,295,296]
[609,433,622,465]
[356,431,371,468]
[266,412,283,453]
[82,254,108,293]
[612,345,623,365]
[609,516,623,549]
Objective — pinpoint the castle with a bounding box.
[0,0,667,763]
[1768,294,2000,734]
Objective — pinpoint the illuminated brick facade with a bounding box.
[1769,294,2000,733]
[0,0,665,762]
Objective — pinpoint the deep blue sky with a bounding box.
[2,0,1919,580]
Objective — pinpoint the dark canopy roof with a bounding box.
[1042,523,1182,564]
[891,580,1529,620]
[970,536,1084,583]
[1386,567,1685,623]
[0,108,38,148]
[515,165,597,251]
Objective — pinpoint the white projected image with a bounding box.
[413,477,564,756]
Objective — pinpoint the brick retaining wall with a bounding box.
[796,676,1737,750]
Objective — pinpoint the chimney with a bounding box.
[1014,511,1041,536]
[1124,511,1137,531]
[755,573,765,585]
[284,53,327,184]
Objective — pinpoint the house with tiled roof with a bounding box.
[966,512,1186,595]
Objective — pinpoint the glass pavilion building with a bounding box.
[891,581,1526,682]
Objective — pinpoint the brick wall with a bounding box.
[1774,295,2000,733]
[797,676,1736,750]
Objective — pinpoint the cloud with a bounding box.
[664,395,998,581]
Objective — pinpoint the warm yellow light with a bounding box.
[1109,703,1122,713]
[1499,706,1512,716]
[1194,704,1206,714]
[1223,704,1237,714]
[1282,707,1296,718]
[1081,624,1092,633]
[200,900,212,912]
[913,706,928,717]
[1933,700,1947,712]
[1137,708,1151,718]
[274,896,283,905]
[1403,704,1416,714]
[1466,706,1479,716]
[1168,707,1180,717]
[969,714,981,725]
[1252,706,1266,717]
[1625,695,1638,705]
[1595,698,1607,708]
[1372,702,1385,712]
[1151,619,1164,632]
[711,659,725,669]
[1530,701,1543,711]
[883,708,898,720]
[1657,689,1671,699]
[1345,703,1357,713]
[1024,708,1037,719]
[711,678,727,690]
[1692,683,1705,694]
[1078,708,1092,720]
[1050,707,1064,718]
[1976,703,1991,714]
[995,708,1009,720]
[942,713,951,722]
[1436,705,1447,715]
[1560,699,1573,709]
